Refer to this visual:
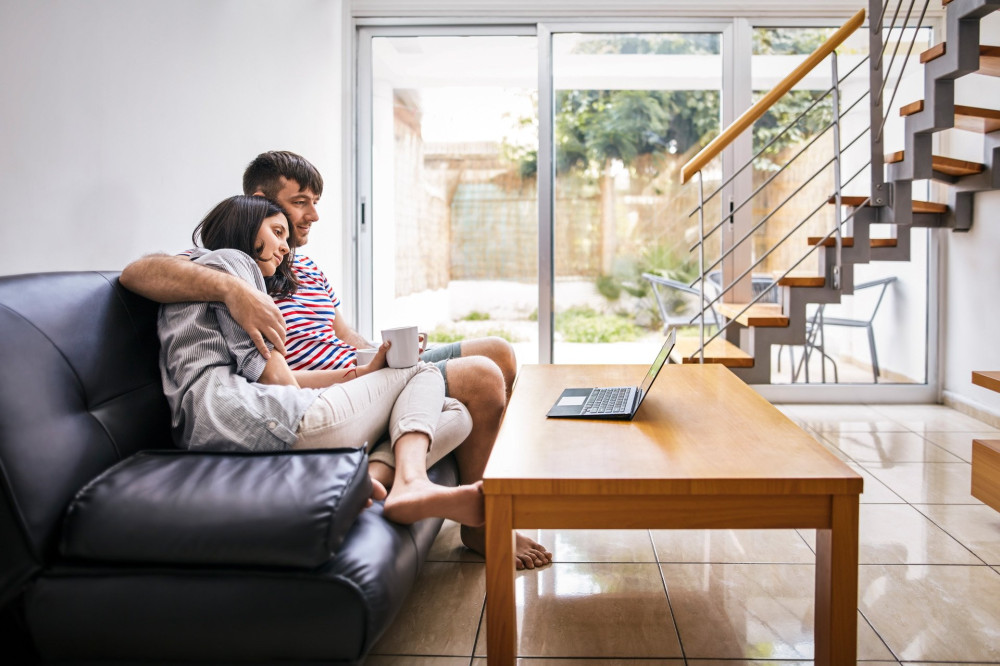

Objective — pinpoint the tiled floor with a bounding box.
[367,403,1000,665]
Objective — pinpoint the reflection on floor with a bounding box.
[367,403,1000,665]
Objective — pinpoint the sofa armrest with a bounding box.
[60,448,372,569]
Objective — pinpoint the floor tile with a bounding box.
[370,562,485,656]
[859,564,1000,661]
[686,662,898,666]
[537,529,656,563]
[918,431,1000,463]
[658,563,892,660]
[915,504,1000,565]
[799,504,980,564]
[472,657,684,666]
[427,519,486,563]
[474,563,681,658]
[819,431,963,463]
[650,529,815,563]
[846,462,906,504]
[869,404,1000,433]
[773,404,906,433]
[904,663,998,666]
[366,658,469,666]
[861,462,981,505]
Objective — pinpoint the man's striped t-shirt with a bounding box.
[277,254,357,370]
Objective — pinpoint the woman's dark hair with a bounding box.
[192,195,298,298]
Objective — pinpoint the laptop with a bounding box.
[546,328,676,420]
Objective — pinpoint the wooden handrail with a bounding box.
[681,8,866,184]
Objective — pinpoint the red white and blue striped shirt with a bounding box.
[277,255,357,370]
[181,250,358,370]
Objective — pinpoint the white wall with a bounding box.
[0,0,349,317]
[941,12,1000,415]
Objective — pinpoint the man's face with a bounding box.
[266,177,320,246]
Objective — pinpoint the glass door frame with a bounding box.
[353,15,942,402]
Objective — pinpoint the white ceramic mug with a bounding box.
[380,326,420,368]
[355,348,378,365]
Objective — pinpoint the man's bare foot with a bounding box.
[383,478,485,526]
[363,476,388,509]
[460,526,553,570]
[368,460,394,491]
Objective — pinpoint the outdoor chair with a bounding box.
[783,276,897,383]
[706,271,780,304]
[642,273,721,333]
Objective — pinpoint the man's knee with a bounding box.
[445,356,506,417]
[460,336,516,384]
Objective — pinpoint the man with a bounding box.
[121,151,552,570]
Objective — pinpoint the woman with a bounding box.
[157,195,483,526]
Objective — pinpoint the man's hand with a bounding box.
[223,285,287,358]
[120,254,287,358]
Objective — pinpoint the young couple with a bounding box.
[122,150,553,570]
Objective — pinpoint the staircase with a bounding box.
[677,0,1000,385]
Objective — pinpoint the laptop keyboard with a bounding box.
[583,387,631,414]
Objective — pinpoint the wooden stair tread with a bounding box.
[808,236,900,248]
[900,100,1000,133]
[808,236,855,247]
[972,439,1000,513]
[825,195,869,206]
[673,337,753,368]
[777,274,826,287]
[716,302,788,327]
[913,200,949,214]
[884,151,985,177]
[920,44,1000,77]
[973,371,1000,394]
[824,194,946,214]
[980,46,1000,77]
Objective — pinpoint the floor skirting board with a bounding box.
[944,389,1000,429]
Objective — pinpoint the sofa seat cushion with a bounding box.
[60,449,371,568]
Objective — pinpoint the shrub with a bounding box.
[555,306,643,343]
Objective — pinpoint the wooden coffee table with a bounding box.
[483,363,862,665]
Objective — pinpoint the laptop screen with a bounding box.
[637,328,676,402]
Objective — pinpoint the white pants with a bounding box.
[293,362,471,469]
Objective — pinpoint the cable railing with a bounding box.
[874,0,933,143]
[679,9,868,362]
[675,1,931,368]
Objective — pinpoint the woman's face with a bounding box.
[254,213,290,277]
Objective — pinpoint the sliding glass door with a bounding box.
[356,16,937,395]
[549,29,723,364]
[358,29,540,362]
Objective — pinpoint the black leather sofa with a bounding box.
[0,271,457,664]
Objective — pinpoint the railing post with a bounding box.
[697,171,706,363]
[869,0,886,206]
[831,52,844,291]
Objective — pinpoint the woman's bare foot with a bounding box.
[460,526,553,570]
[383,478,485,526]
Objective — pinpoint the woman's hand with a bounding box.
[357,341,390,376]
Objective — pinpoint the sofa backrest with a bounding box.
[0,272,172,607]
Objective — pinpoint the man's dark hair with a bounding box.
[192,195,298,299]
[242,150,324,199]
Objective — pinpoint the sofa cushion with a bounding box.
[60,449,372,568]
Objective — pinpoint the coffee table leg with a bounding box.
[485,494,516,666]
[814,494,859,666]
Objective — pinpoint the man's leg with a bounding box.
[441,355,553,570]
[421,336,517,402]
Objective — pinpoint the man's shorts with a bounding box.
[419,341,463,395]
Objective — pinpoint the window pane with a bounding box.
[370,36,539,363]
[552,32,723,364]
